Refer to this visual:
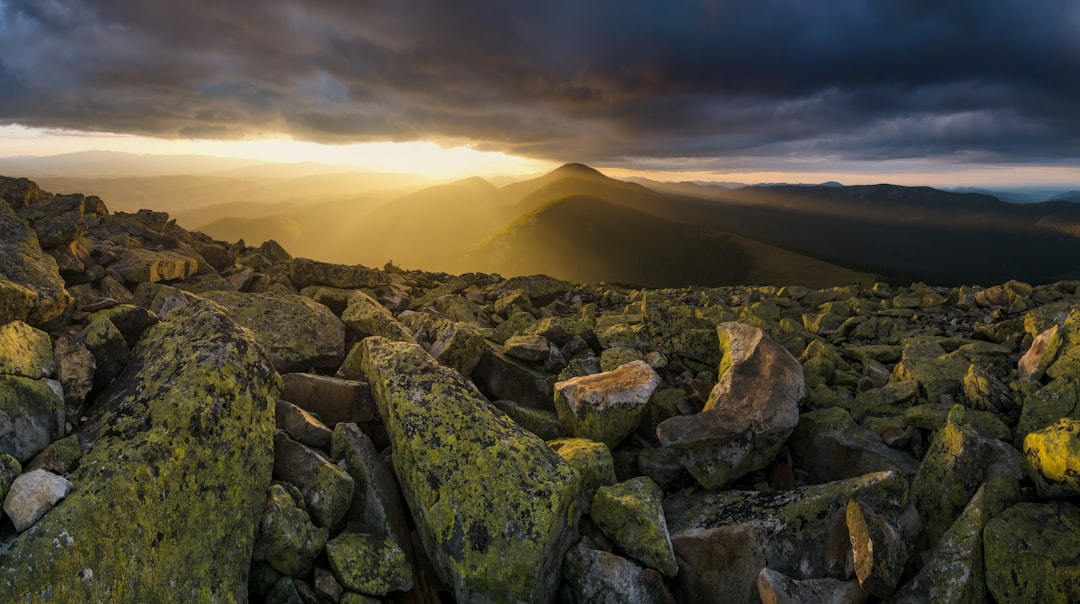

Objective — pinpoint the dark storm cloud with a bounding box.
[0,0,1077,164]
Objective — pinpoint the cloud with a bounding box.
[0,0,1077,166]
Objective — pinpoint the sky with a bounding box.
[1,0,1079,186]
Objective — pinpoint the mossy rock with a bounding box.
[357,337,580,604]
[325,531,414,596]
[547,437,616,513]
[112,247,199,284]
[0,452,21,501]
[341,289,414,342]
[1023,417,1080,498]
[890,356,969,403]
[0,300,281,601]
[0,375,64,464]
[1015,377,1079,446]
[0,279,38,325]
[591,477,677,577]
[554,360,660,447]
[0,201,73,326]
[494,400,565,441]
[252,484,329,578]
[25,434,81,475]
[289,257,387,290]
[0,320,55,379]
[984,502,1080,603]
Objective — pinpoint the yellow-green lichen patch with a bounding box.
[984,502,1080,604]
[591,476,677,577]
[0,320,55,378]
[325,531,413,596]
[357,337,580,604]
[0,300,281,602]
[1023,417,1080,497]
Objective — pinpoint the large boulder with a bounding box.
[664,470,908,604]
[656,322,805,489]
[787,407,919,483]
[341,290,413,342]
[0,200,73,325]
[472,341,558,410]
[251,483,328,578]
[0,376,64,464]
[289,258,387,290]
[357,336,580,604]
[0,320,55,378]
[984,501,1080,603]
[554,360,660,447]
[1023,417,1080,497]
[0,300,281,601]
[590,477,678,577]
[203,290,346,373]
[111,247,199,284]
[562,543,675,604]
[281,372,376,426]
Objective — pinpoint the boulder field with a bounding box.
[2,175,1080,602]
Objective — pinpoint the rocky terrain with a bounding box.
[1,174,1079,603]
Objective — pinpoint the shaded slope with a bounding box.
[461,194,873,288]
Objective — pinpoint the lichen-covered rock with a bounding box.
[850,380,919,420]
[591,477,677,577]
[2,469,72,532]
[1016,376,1079,446]
[664,470,907,604]
[890,356,969,403]
[0,375,64,463]
[504,334,551,362]
[275,400,333,450]
[787,407,918,484]
[325,531,414,596]
[891,475,1020,604]
[0,453,20,502]
[0,279,38,325]
[755,567,864,604]
[1042,306,1080,380]
[984,501,1080,603]
[273,431,354,529]
[252,483,329,578]
[401,311,486,376]
[0,201,73,325]
[562,543,675,604]
[341,289,414,342]
[289,257,387,290]
[547,437,616,514]
[960,363,1014,412]
[600,346,643,373]
[78,315,130,389]
[0,300,281,601]
[0,320,55,378]
[554,360,660,447]
[1023,417,1080,497]
[656,322,805,489]
[111,247,198,284]
[846,499,907,597]
[24,434,81,475]
[203,290,346,373]
[357,336,580,604]
[281,372,376,426]
[910,405,1025,549]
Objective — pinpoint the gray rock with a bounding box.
[847,499,907,597]
[111,247,198,284]
[252,483,329,578]
[657,322,805,489]
[282,372,376,426]
[591,477,678,577]
[756,567,864,604]
[472,341,557,410]
[341,289,414,342]
[788,407,919,484]
[562,544,675,604]
[504,334,552,362]
[325,531,414,596]
[0,320,55,378]
[0,200,74,326]
[275,400,333,450]
[2,469,73,532]
[273,431,355,529]
[0,375,65,463]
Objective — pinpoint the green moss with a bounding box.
[325,531,413,596]
[358,337,580,604]
[984,502,1080,604]
[0,300,281,601]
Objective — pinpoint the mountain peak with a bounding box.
[552,163,605,178]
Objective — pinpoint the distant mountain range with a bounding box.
[4,153,1080,287]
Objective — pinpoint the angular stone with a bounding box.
[203,290,346,373]
[562,544,675,604]
[890,356,969,403]
[52,334,96,409]
[1023,417,1080,497]
[357,337,579,604]
[891,476,1020,604]
[1015,377,1079,445]
[657,322,805,489]
[2,469,73,532]
[846,499,907,597]
[0,453,20,503]
[282,372,376,426]
[911,405,1025,549]
[504,334,551,362]
[984,502,1080,603]
[600,346,644,373]
[78,315,130,389]
[547,437,616,514]
[326,531,414,596]
[0,375,65,463]
[112,247,198,284]
[330,423,409,542]
[0,200,73,325]
[960,363,1014,412]
[494,400,566,440]
[252,483,329,578]
[591,477,678,577]
[341,289,414,342]
[289,258,386,290]
[0,279,37,325]
[554,360,660,447]
[756,567,864,604]
[0,320,55,378]
[24,434,81,475]
[1043,306,1080,380]
[401,311,486,376]
[0,175,45,209]
[788,407,918,484]
[0,300,281,601]
[665,471,907,604]
[275,399,333,450]
[1018,325,1063,381]
[471,341,557,410]
[850,380,919,421]
[273,431,354,529]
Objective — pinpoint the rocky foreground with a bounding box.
[1,175,1079,603]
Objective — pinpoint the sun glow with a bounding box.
[0,125,553,178]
